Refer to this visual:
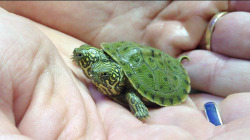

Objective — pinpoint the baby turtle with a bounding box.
[72,41,190,121]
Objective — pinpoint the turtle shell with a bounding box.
[101,41,190,106]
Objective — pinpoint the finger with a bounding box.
[0,113,32,139]
[0,111,18,134]
[95,91,196,139]
[204,12,250,59]
[0,1,228,57]
[0,110,32,139]
[182,50,250,97]
[210,129,250,140]
[148,106,213,139]
[220,92,250,123]
[229,1,250,11]
[211,93,250,140]
[0,114,31,139]
[189,93,224,111]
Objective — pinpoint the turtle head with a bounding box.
[72,44,107,79]
[90,61,125,95]
[72,44,100,67]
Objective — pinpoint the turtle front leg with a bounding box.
[126,92,149,121]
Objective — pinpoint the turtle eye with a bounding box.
[77,53,83,57]
[103,72,108,76]
[101,72,109,78]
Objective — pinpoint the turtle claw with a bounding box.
[133,103,149,121]
[134,112,149,121]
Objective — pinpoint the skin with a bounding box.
[0,1,249,140]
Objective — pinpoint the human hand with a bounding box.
[0,1,249,139]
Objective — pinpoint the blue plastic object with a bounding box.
[204,102,223,126]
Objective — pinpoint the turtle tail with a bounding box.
[178,56,190,63]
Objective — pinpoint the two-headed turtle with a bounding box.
[72,41,190,121]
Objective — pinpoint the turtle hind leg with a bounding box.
[178,56,190,63]
[125,92,149,121]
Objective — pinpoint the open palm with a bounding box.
[0,1,249,140]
